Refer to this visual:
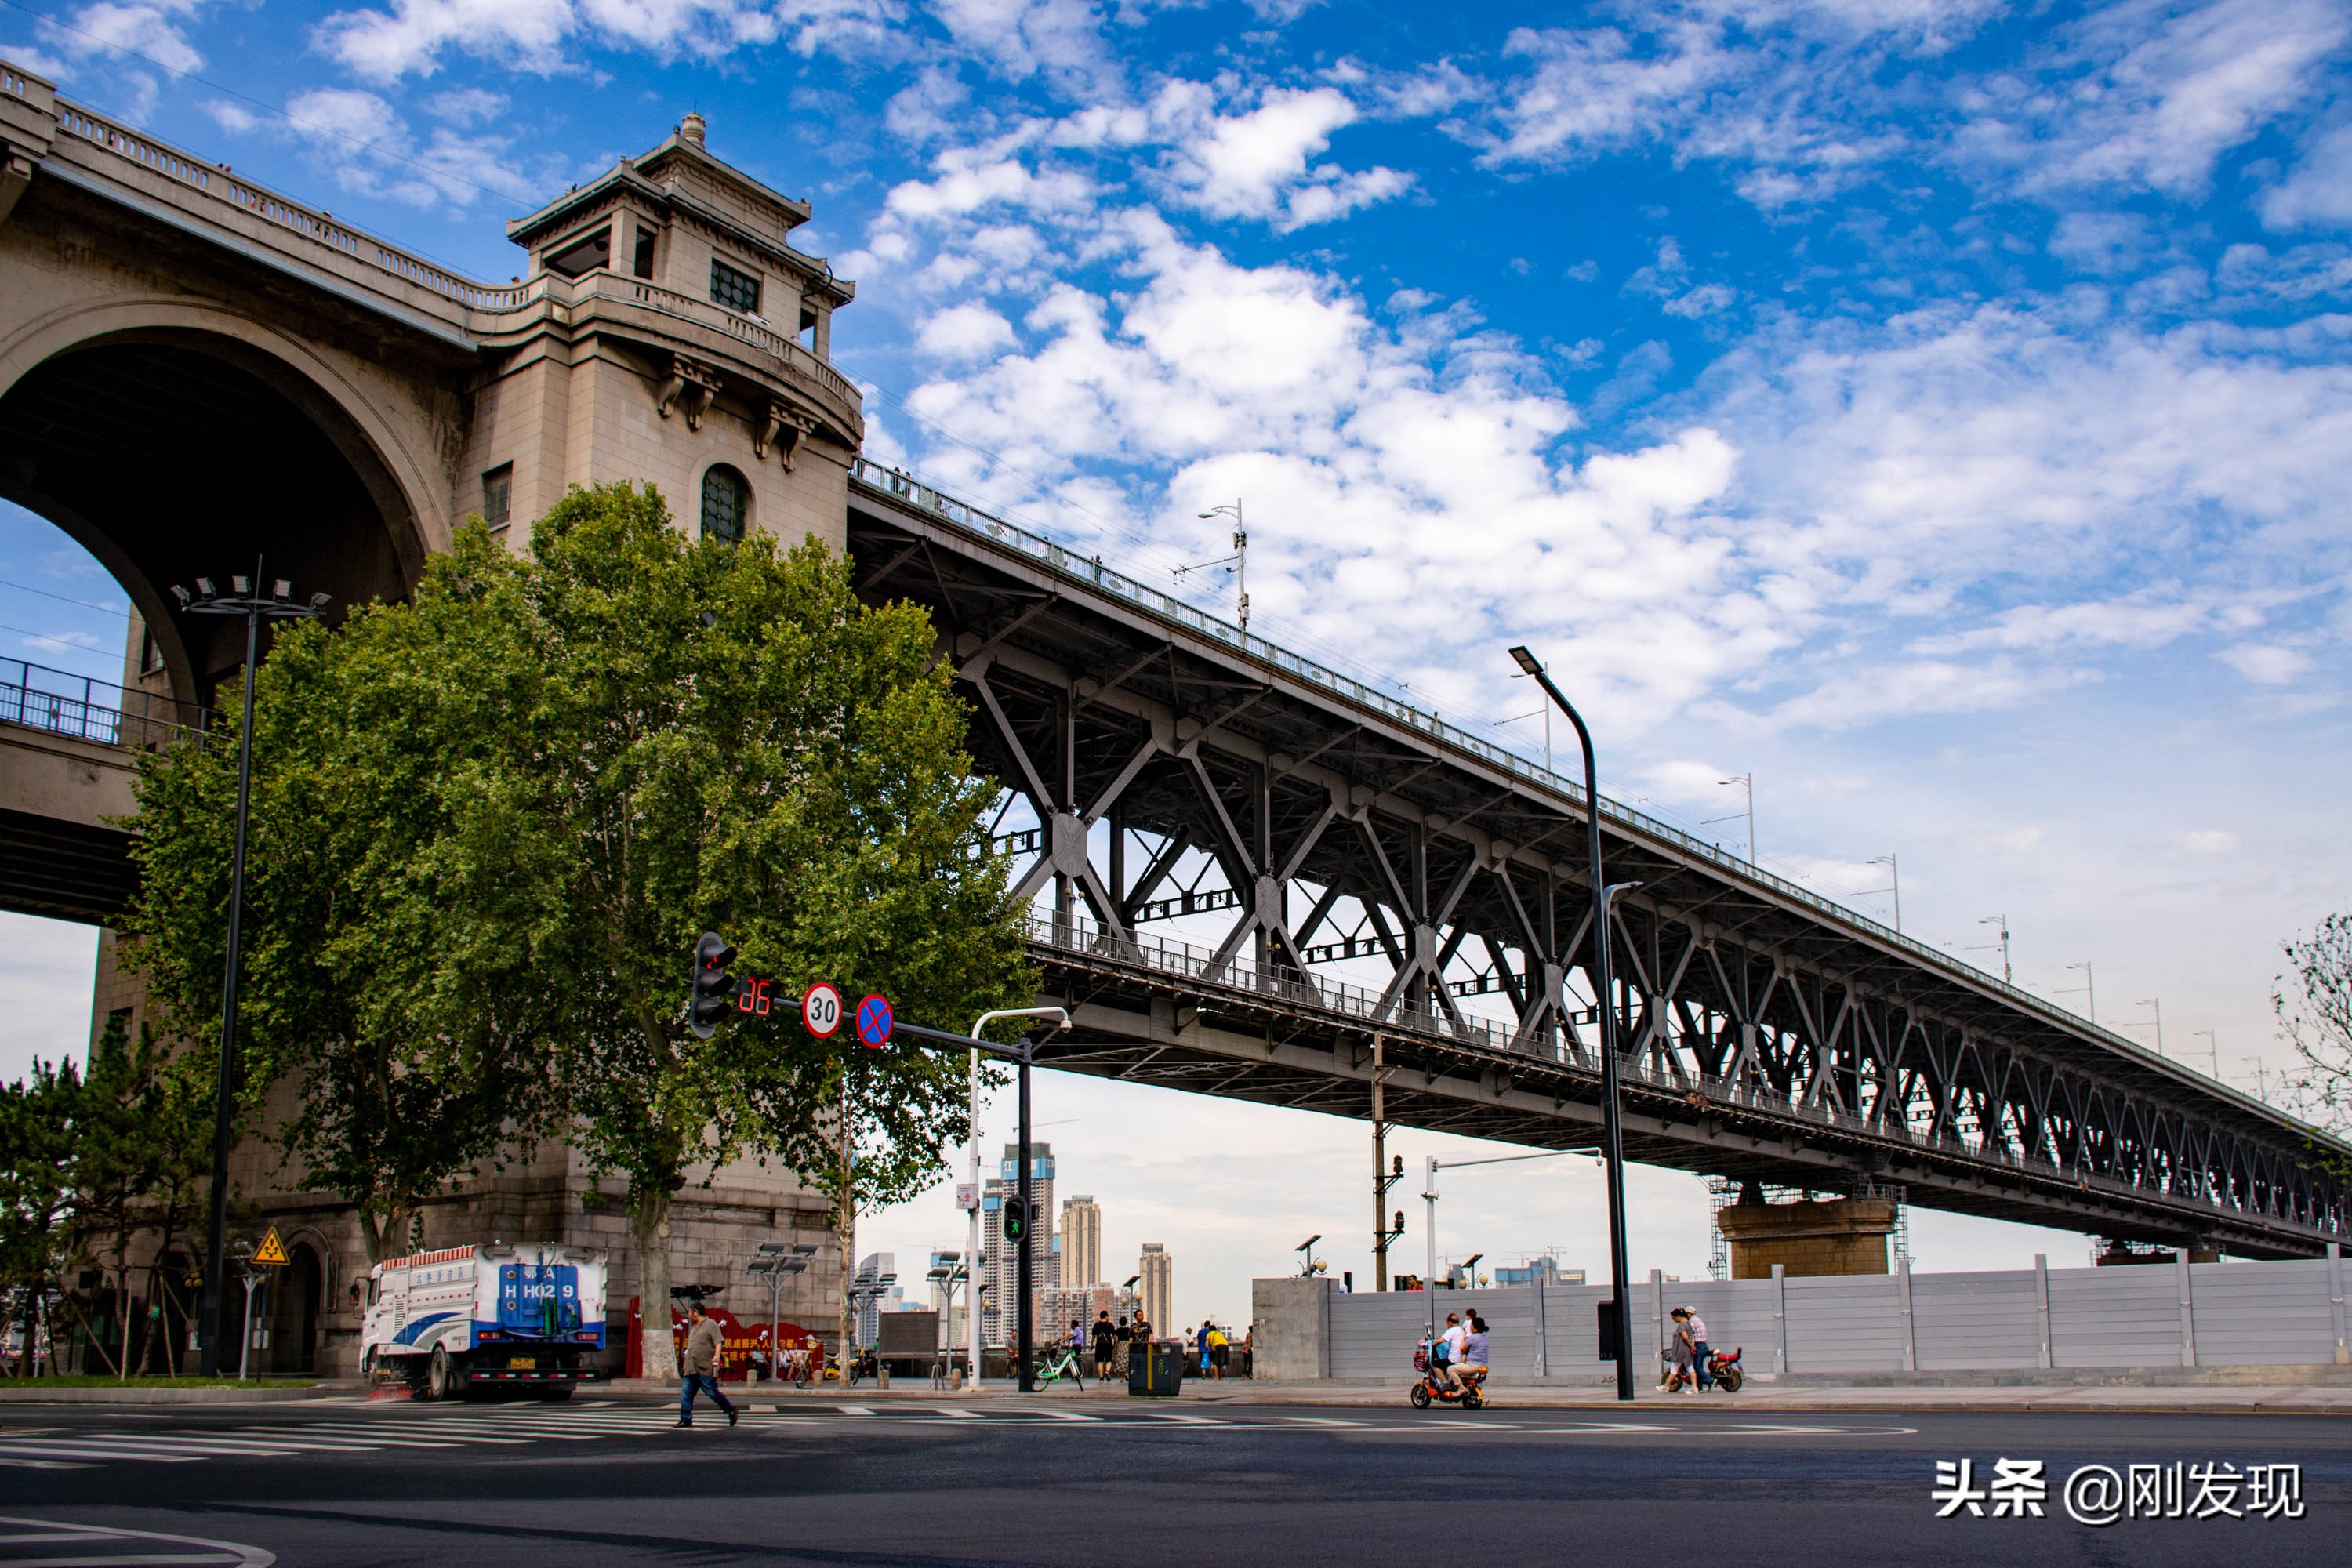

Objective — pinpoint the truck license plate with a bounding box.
[512,1357,535,1370]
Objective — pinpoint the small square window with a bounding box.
[633,227,656,279]
[710,257,760,314]
[140,626,165,673]
[482,463,513,530]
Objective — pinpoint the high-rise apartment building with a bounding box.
[1061,1194,1102,1289]
[854,1252,897,1347]
[1138,1243,1172,1337]
[982,1142,1055,1345]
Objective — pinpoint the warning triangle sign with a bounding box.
[252,1228,289,1266]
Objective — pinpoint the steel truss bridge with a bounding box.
[846,459,2349,1260]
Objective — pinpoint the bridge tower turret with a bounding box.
[471,112,862,554]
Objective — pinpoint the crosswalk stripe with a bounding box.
[1137,1410,1222,1425]
[1036,1409,1099,1421]
[0,1443,208,1462]
[0,1457,91,1470]
[833,1405,873,1416]
[931,1406,981,1419]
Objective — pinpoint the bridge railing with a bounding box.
[858,459,2256,1104]
[1,659,205,750]
[567,274,862,412]
[17,81,532,314]
[1024,908,2309,1232]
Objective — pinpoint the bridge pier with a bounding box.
[1713,1184,1899,1278]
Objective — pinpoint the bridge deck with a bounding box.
[844,461,2348,1259]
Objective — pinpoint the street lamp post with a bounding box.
[1185,500,1249,637]
[1506,644,1637,1403]
[964,1007,1069,1394]
[173,561,328,1377]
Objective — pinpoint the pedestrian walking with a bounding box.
[1091,1311,1119,1378]
[1685,1307,1712,1392]
[676,1301,739,1428]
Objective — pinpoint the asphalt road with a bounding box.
[0,1396,2341,1566]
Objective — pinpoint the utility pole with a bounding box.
[1191,499,1249,637]
[1975,914,2012,983]
[2136,998,2164,1056]
[2194,1029,2219,1077]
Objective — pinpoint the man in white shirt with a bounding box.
[1685,1308,1712,1391]
[1435,1312,1469,1390]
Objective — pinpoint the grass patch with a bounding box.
[0,1374,317,1389]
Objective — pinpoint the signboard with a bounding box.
[855,993,894,1049]
[252,1228,289,1267]
[956,1182,978,1211]
[802,982,844,1038]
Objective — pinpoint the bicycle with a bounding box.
[1035,1344,1087,1391]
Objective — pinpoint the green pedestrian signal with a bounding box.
[1002,1196,1028,1243]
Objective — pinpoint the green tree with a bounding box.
[125,483,1031,1381]
[501,485,1030,1377]
[124,526,572,1265]
[0,1058,77,1374]
[2281,912,2352,1141]
[65,1016,211,1377]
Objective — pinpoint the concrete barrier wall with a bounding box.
[1267,1245,2352,1381]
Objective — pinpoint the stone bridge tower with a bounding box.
[0,60,862,1375]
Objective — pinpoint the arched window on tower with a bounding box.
[700,464,748,546]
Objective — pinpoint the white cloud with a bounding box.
[275,86,546,209]
[916,302,1018,358]
[2178,829,2243,853]
[312,0,902,84]
[2261,121,2352,230]
[41,0,207,74]
[2216,642,2314,684]
[1954,0,2350,201]
[1153,85,1411,231]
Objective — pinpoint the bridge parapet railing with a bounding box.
[17,80,531,314]
[1024,908,2300,1229]
[859,459,2275,1099]
[568,274,861,412]
[1,659,205,751]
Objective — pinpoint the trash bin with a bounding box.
[1128,1338,1186,1396]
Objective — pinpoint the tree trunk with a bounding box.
[633,1185,678,1381]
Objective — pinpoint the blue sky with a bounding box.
[5,0,2351,1316]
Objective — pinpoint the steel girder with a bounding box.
[846,473,2350,1260]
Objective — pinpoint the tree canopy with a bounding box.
[122,483,1033,1376]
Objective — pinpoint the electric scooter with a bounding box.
[1409,1345,1489,1409]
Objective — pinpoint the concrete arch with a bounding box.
[0,296,450,706]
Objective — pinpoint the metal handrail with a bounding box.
[0,658,206,749]
[1022,909,2331,1234]
[855,457,2325,1136]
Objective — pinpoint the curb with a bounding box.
[0,1385,329,1404]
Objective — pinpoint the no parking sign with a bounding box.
[855,994,894,1049]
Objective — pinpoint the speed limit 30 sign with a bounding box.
[801,982,844,1038]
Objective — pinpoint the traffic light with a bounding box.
[690,931,738,1038]
[1001,1196,1028,1243]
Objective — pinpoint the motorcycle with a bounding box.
[1409,1345,1489,1409]
[1660,1342,1745,1393]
